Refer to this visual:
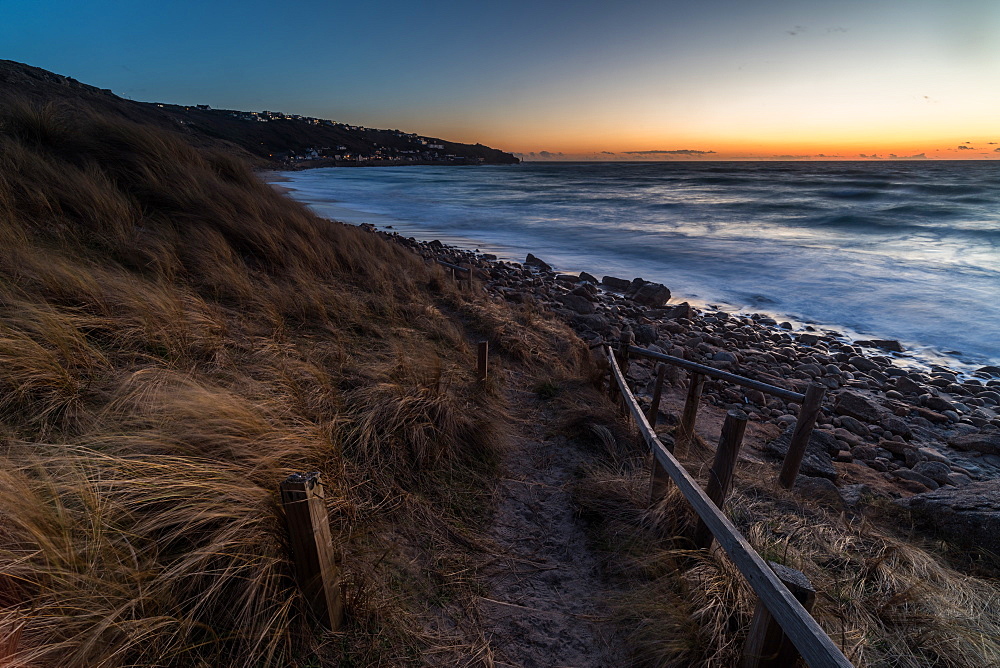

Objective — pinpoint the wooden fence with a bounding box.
[617,338,826,488]
[605,343,852,667]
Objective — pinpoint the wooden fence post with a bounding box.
[778,384,826,489]
[648,446,674,504]
[676,371,706,454]
[741,562,817,668]
[647,363,666,427]
[460,263,474,291]
[692,409,748,550]
[280,472,343,630]
[477,340,489,382]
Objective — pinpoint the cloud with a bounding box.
[889,153,927,159]
[995,148,1000,153]
[622,149,716,155]
[599,150,616,155]
[957,145,974,150]
[537,150,564,158]
[771,154,811,160]
[786,25,806,35]
[815,154,842,158]
[858,153,884,159]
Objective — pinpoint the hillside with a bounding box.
[0,97,573,666]
[0,59,520,167]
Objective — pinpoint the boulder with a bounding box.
[839,416,871,437]
[912,460,953,486]
[851,445,879,462]
[871,339,905,352]
[878,438,911,456]
[631,282,671,307]
[559,294,596,315]
[849,356,879,373]
[524,253,552,271]
[623,277,646,298]
[760,425,838,480]
[579,271,598,283]
[799,333,822,346]
[895,376,924,394]
[949,432,1000,455]
[601,275,632,291]
[917,447,950,464]
[834,391,883,423]
[896,481,1000,554]
[893,468,939,490]
[925,395,955,413]
[839,483,883,508]
[634,324,657,345]
[573,313,610,333]
[570,285,598,301]
[881,416,913,439]
[713,350,739,364]
[913,406,949,423]
[656,302,693,320]
[794,476,843,510]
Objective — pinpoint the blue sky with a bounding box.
[3,0,998,158]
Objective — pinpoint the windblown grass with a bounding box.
[0,99,579,666]
[570,386,1000,668]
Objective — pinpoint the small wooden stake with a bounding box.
[692,409,748,550]
[477,340,489,382]
[648,444,673,504]
[647,363,667,427]
[460,263,474,291]
[280,472,343,630]
[676,371,706,454]
[778,383,826,489]
[742,562,817,668]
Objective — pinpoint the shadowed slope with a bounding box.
[0,99,574,666]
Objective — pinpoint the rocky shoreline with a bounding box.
[361,223,1000,550]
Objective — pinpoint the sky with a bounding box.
[2,0,999,160]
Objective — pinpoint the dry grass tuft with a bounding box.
[0,98,581,665]
[570,389,1000,668]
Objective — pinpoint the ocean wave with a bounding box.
[277,161,1000,366]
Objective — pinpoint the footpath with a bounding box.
[470,369,625,667]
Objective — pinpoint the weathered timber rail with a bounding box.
[605,345,852,668]
[622,343,826,488]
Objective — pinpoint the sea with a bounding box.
[274,161,1000,373]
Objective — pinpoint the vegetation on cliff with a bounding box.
[0,99,569,666]
[0,60,520,167]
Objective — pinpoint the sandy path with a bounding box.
[474,377,626,668]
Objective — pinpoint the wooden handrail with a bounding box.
[627,345,805,403]
[436,259,471,273]
[606,346,853,668]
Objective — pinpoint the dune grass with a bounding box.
[0,99,586,666]
[567,382,1000,668]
